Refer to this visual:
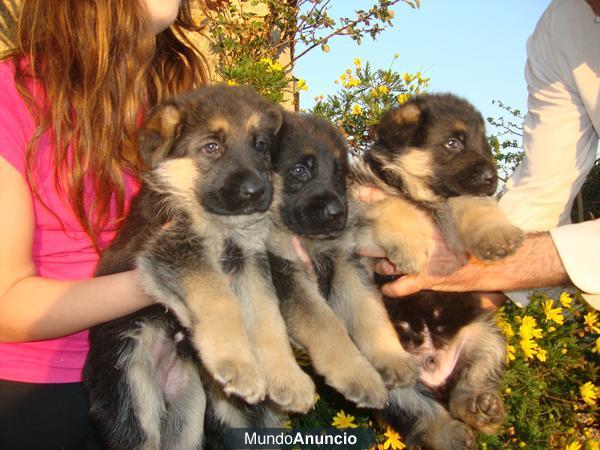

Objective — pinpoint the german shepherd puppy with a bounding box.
[267,112,419,408]
[84,85,315,450]
[202,111,421,449]
[352,93,522,449]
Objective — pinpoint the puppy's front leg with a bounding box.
[135,220,266,404]
[271,254,388,409]
[234,255,316,414]
[445,196,523,261]
[328,254,419,388]
[356,196,432,274]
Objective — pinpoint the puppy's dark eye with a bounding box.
[255,137,269,152]
[289,164,310,182]
[443,138,463,151]
[202,142,221,155]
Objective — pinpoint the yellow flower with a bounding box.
[585,438,599,450]
[542,299,564,325]
[296,79,308,91]
[259,57,283,73]
[583,311,600,333]
[370,88,379,98]
[293,347,311,367]
[595,337,600,353]
[580,381,598,406]
[351,104,363,115]
[506,344,516,363]
[353,58,362,67]
[560,292,574,308]
[378,85,389,94]
[283,419,293,430]
[402,73,413,84]
[497,314,515,339]
[346,68,353,74]
[226,80,238,86]
[397,93,410,104]
[565,441,582,450]
[383,427,406,450]
[520,316,543,339]
[536,347,548,362]
[332,410,358,429]
[520,337,539,359]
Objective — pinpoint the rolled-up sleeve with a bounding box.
[550,220,600,308]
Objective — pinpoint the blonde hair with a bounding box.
[7,0,213,251]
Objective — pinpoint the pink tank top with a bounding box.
[0,59,140,383]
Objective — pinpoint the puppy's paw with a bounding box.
[450,391,505,434]
[466,222,523,261]
[422,418,475,450]
[267,365,316,414]
[363,197,431,274]
[327,357,388,409]
[374,352,420,388]
[381,237,428,275]
[213,358,267,404]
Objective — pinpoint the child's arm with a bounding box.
[0,156,153,343]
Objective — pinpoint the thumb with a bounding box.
[381,275,421,298]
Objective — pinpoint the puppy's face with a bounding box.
[369,94,497,201]
[139,85,283,215]
[273,113,349,237]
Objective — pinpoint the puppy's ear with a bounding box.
[376,102,422,147]
[265,105,283,135]
[139,103,183,168]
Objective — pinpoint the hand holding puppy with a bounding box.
[356,185,471,298]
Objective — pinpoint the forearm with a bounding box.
[381,232,570,297]
[439,232,569,291]
[0,270,153,342]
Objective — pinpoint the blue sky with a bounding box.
[294,0,551,127]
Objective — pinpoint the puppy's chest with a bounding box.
[193,213,271,279]
[384,294,484,392]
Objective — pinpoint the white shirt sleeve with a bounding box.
[550,220,600,309]
[498,0,600,308]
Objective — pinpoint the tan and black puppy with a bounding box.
[84,85,314,450]
[353,93,520,449]
[267,112,419,409]
[202,111,421,450]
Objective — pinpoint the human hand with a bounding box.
[355,186,465,297]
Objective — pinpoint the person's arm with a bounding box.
[0,156,153,343]
[355,186,570,301]
[373,230,569,298]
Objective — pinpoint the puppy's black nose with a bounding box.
[239,178,267,201]
[324,201,345,221]
[479,167,496,186]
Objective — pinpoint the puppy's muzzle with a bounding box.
[460,160,498,196]
[204,169,272,215]
[239,176,269,203]
[300,192,348,236]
